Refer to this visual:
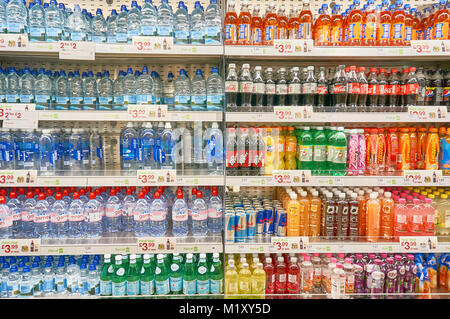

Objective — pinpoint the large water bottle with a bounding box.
[69,70,84,110]
[0,129,14,170]
[6,0,28,34]
[0,1,7,34]
[116,5,128,43]
[34,193,50,238]
[92,8,106,43]
[6,67,20,103]
[157,0,174,36]
[123,67,137,106]
[121,188,136,233]
[20,67,35,104]
[141,0,157,36]
[207,187,222,234]
[89,129,104,172]
[205,0,221,44]
[151,71,163,104]
[139,122,156,170]
[163,72,175,110]
[0,196,12,239]
[206,66,224,110]
[29,0,45,41]
[39,129,57,175]
[191,190,208,237]
[68,192,84,238]
[160,122,175,170]
[172,189,188,237]
[190,2,205,44]
[42,262,54,296]
[133,191,149,236]
[98,70,113,110]
[7,265,20,298]
[104,189,121,233]
[120,122,139,171]
[84,192,102,238]
[80,129,91,172]
[127,1,141,42]
[68,128,83,173]
[60,128,71,171]
[45,189,56,206]
[50,193,68,239]
[206,122,223,174]
[174,69,191,110]
[137,66,153,105]
[20,131,39,170]
[55,70,69,110]
[45,0,62,41]
[106,9,118,43]
[65,260,79,295]
[21,191,36,238]
[174,1,189,44]
[83,71,97,110]
[113,70,125,110]
[67,4,88,41]
[149,191,167,236]
[34,68,51,110]
[0,68,6,103]
[6,192,21,238]
[191,69,206,110]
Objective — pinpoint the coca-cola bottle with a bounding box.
[377,68,388,111]
[367,67,379,111]
[357,66,368,112]
[225,63,239,112]
[275,68,288,106]
[400,68,409,109]
[405,67,419,107]
[346,65,359,111]
[238,64,253,111]
[249,127,265,176]
[416,67,427,107]
[225,127,238,176]
[427,69,443,106]
[264,67,276,112]
[252,66,265,111]
[327,67,335,108]
[388,68,401,111]
[331,65,347,112]
[288,67,301,106]
[315,66,328,112]
[236,127,250,175]
[303,66,317,107]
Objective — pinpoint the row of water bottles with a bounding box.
[0,185,223,239]
[0,0,222,44]
[0,66,224,111]
[0,254,102,297]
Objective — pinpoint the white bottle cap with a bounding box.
[370,193,378,199]
[384,192,391,198]
[339,193,345,199]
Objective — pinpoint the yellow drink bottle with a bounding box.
[285,127,297,170]
[238,263,252,299]
[251,262,266,299]
[225,262,239,299]
[287,192,300,236]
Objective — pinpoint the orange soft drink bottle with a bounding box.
[398,128,411,171]
[403,4,413,45]
[251,5,263,45]
[363,0,377,46]
[343,8,350,45]
[277,5,289,40]
[377,128,386,173]
[298,191,310,236]
[357,190,367,236]
[347,0,364,46]
[330,5,344,46]
[416,127,428,169]
[263,2,278,45]
[386,128,399,173]
[420,8,431,40]
[433,0,449,40]
[314,5,331,46]
[411,8,420,40]
[390,1,406,46]
[409,127,418,170]
[288,6,300,39]
[368,128,379,175]
[285,127,297,170]
[299,0,313,40]
[380,191,394,239]
[237,0,252,45]
[224,0,238,45]
[427,4,439,39]
[366,192,381,242]
[425,127,440,170]
[287,192,300,236]
[377,0,392,45]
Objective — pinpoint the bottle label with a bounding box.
[333,84,346,94]
[84,97,97,106]
[140,280,154,295]
[157,26,173,36]
[360,83,368,95]
[313,145,326,162]
[379,84,386,95]
[174,30,189,40]
[206,26,221,40]
[170,276,182,292]
[0,215,12,228]
[265,83,276,94]
[300,145,313,162]
[173,208,188,221]
[276,84,288,95]
[364,22,376,40]
[434,23,448,40]
[316,85,328,94]
[251,27,262,44]
[404,27,412,41]
[70,32,87,41]
[127,280,139,295]
[333,146,347,164]
[155,279,170,295]
[299,22,312,39]
[92,35,106,43]
[393,23,404,39]
[175,95,191,107]
[100,280,112,296]
[207,95,224,109]
[347,82,360,94]
[250,148,265,168]
[56,96,69,105]
[124,95,138,105]
[253,82,265,94]
[237,148,249,167]
[35,95,51,104]
[19,95,33,103]
[288,83,301,95]
[6,94,19,103]
[21,210,34,222]
[183,279,196,294]
[69,97,83,105]
[150,210,166,222]
[225,81,238,92]
[191,30,205,41]
[112,281,126,296]
[99,96,113,105]
[191,209,207,221]
[50,211,68,223]
[210,279,222,294]
[192,95,206,108]
[224,24,236,42]
[197,279,210,294]
[87,211,102,223]
[264,25,275,41]
[226,150,238,168]
[227,281,238,293]
[46,27,62,38]
[105,207,122,218]
[208,207,223,218]
[406,83,419,95]
[11,209,21,222]
[7,23,24,33]
[239,81,253,93]
[142,25,157,36]
[19,282,31,295]
[381,23,390,39]
[34,211,50,223]
[348,23,361,40]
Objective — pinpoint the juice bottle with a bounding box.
[237,0,252,45]
[409,198,423,235]
[380,191,394,239]
[275,256,287,296]
[425,127,439,170]
[225,262,239,299]
[420,8,431,40]
[416,127,428,169]
[343,8,350,45]
[287,192,300,237]
[377,1,391,45]
[288,6,300,39]
[394,197,408,238]
[440,127,450,174]
[285,127,297,170]
[390,1,406,46]
[263,257,275,298]
[299,0,313,40]
[433,0,449,40]
[298,191,310,236]
[386,128,399,173]
[357,190,367,237]
[224,0,238,45]
[368,128,379,175]
[287,257,300,297]
[263,3,278,46]
[314,5,331,46]
[238,262,252,298]
[366,192,381,242]
[409,127,418,170]
[309,190,322,237]
[264,127,275,175]
[363,0,377,46]
[347,0,364,46]
[251,5,263,45]
[274,127,285,170]
[299,127,313,170]
[251,262,266,299]
[398,128,410,170]
[301,255,314,294]
[411,8,420,40]
[427,4,439,40]
[277,5,289,40]
[377,128,386,173]
[330,5,343,46]
[402,5,413,46]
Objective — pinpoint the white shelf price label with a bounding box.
[137,169,177,185]
[273,39,313,55]
[399,236,437,252]
[0,239,41,255]
[0,103,38,129]
[272,170,312,185]
[132,36,174,52]
[0,34,29,50]
[408,106,447,121]
[411,40,450,55]
[403,170,442,185]
[274,106,313,121]
[128,104,168,120]
[137,237,176,253]
[271,237,309,252]
[0,170,37,186]
[58,41,95,60]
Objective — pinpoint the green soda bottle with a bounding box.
[135,254,143,270]
[112,255,127,296]
[121,254,129,271]
[163,254,171,270]
[313,127,327,176]
[209,253,224,294]
[155,254,170,295]
[294,127,303,169]
[100,254,113,296]
[326,127,337,175]
[332,127,348,176]
[126,254,140,296]
[183,254,197,295]
[196,253,210,294]
[169,254,183,295]
[140,254,155,296]
[299,127,313,170]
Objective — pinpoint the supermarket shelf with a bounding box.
[29,294,224,299]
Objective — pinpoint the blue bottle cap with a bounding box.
[50,0,57,4]
[33,256,41,262]
[80,263,87,269]
[32,262,39,268]
[89,263,96,271]
[10,265,18,272]
[211,66,218,73]
[68,71,74,77]
[24,67,31,73]
[60,70,66,76]
[168,72,174,78]
[322,3,328,8]
[194,1,201,8]
[22,266,30,273]
[178,1,184,8]
[179,69,185,75]
[134,70,141,76]
[28,2,34,8]
[127,67,133,74]
[103,70,110,77]
[82,72,88,78]
[2,262,10,269]
[210,0,217,4]
[162,0,168,3]
[88,70,94,77]
[145,0,153,3]
[66,8,72,14]
[74,4,81,11]
[58,3,65,9]
[131,0,138,7]
[96,71,102,78]
[9,67,15,72]
[121,5,127,11]
[47,256,54,261]
[74,70,80,76]
[195,69,203,75]
[18,261,25,268]
[96,8,102,15]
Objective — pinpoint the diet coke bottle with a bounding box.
[357,67,368,112]
[331,65,348,111]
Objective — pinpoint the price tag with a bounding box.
[271,237,309,252]
[411,40,450,55]
[137,169,177,185]
[0,103,38,129]
[137,237,176,253]
[58,41,95,60]
[274,106,313,121]
[399,236,437,252]
[273,39,313,55]
[127,104,168,120]
[272,170,312,185]
[0,239,41,255]
[0,34,29,50]
[0,170,37,185]
[408,106,447,121]
[132,36,173,52]
[403,170,442,185]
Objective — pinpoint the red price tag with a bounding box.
[0,174,14,184]
[273,240,289,251]
[138,241,156,252]
[1,243,18,254]
[137,174,156,184]
[59,41,77,50]
[273,172,292,185]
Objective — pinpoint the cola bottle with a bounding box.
[400,68,409,109]
[367,67,379,111]
[443,69,450,108]
[300,67,308,105]
[405,67,419,107]
[225,127,238,176]
[236,127,250,175]
[249,127,265,176]
[288,67,301,106]
[327,67,335,108]
[225,63,239,112]
[388,68,401,111]
[252,66,265,111]
[331,65,348,112]
[275,68,288,106]
[377,69,388,111]
[416,67,427,107]
[357,66,368,112]
[426,69,443,106]
[346,65,359,111]
[303,66,317,107]
[238,64,253,111]
[315,66,328,112]
[264,67,276,112]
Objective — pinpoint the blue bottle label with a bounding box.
[30,27,45,37]
[19,95,33,103]
[56,279,65,292]
[381,24,390,39]
[183,279,196,295]
[393,23,403,39]
[112,281,126,296]
[155,279,170,295]
[140,280,154,295]
[20,283,32,295]
[163,96,174,106]
[100,280,112,295]
[92,35,106,43]
[206,26,220,38]
[99,96,113,105]
[191,95,206,108]
[169,276,182,292]
[207,95,223,108]
[127,30,140,39]
[7,23,24,33]
[127,280,139,295]
[124,95,137,104]
[174,95,190,107]
[56,96,69,105]
[191,30,205,41]
[210,279,222,294]
[157,26,173,36]
[107,36,117,43]
[116,33,128,42]
[142,25,156,36]
[8,283,19,296]
[6,94,19,103]
[46,27,62,38]
[71,32,86,41]
[69,97,83,105]
[84,97,97,106]
[43,279,54,291]
[174,30,189,40]
[137,94,149,104]
[35,95,50,104]
[114,96,124,105]
[152,96,161,104]
[197,279,210,294]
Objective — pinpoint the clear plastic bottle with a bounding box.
[191,69,207,111]
[6,0,28,34]
[239,64,253,111]
[191,190,208,237]
[67,4,88,41]
[206,122,223,175]
[141,0,158,36]
[116,5,128,43]
[157,0,174,37]
[174,69,191,111]
[163,73,175,110]
[204,0,221,44]
[330,263,346,299]
[69,70,84,110]
[123,67,138,106]
[0,196,12,239]
[92,8,107,43]
[206,67,224,111]
[29,0,45,41]
[127,1,141,43]
[149,191,167,236]
[84,192,102,238]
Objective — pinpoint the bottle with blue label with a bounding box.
[19,67,35,104]
[112,255,126,296]
[34,68,52,110]
[205,0,222,44]
[174,1,190,44]
[183,254,196,295]
[123,67,138,106]
[92,8,107,43]
[69,70,84,110]
[206,67,224,110]
[98,70,113,110]
[127,1,141,43]
[45,0,63,41]
[210,253,223,294]
[191,69,207,110]
[68,4,88,41]
[28,0,45,41]
[141,0,158,36]
[160,122,176,170]
[139,122,156,170]
[157,0,174,36]
[106,9,118,43]
[6,67,20,103]
[163,72,175,110]
[151,71,163,104]
[6,0,28,34]
[155,254,170,295]
[120,122,139,171]
[190,2,205,44]
[116,5,128,43]
[169,253,183,294]
[174,69,191,110]
[137,66,153,105]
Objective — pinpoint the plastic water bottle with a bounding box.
[34,193,50,238]
[7,192,21,238]
[0,1,7,34]
[157,0,174,36]
[190,2,205,44]
[127,1,141,42]
[174,69,191,111]
[21,192,35,238]
[121,189,135,233]
[66,260,79,295]
[68,5,88,41]
[123,67,137,106]
[81,129,91,171]
[206,67,224,110]
[106,9,118,43]
[0,196,12,239]
[174,1,189,44]
[39,129,57,175]
[45,0,62,41]
[163,72,175,110]
[172,189,188,237]
[29,0,45,41]
[45,189,56,206]
[84,192,102,238]
[83,9,93,42]
[206,122,223,174]
[92,8,106,43]
[113,70,125,109]
[67,129,82,172]
[89,129,104,171]
[116,5,128,43]
[151,71,163,104]
[192,190,208,237]
[50,193,68,238]
[0,68,6,103]
[149,191,167,236]
[68,192,85,238]
[19,67,35,104]
[137,66,153,105]
[97,71,113,110]
[6,0,28,34]
[205,0,221,44]
[160,122,176,170]
[7,265,20,298]
[120,122,139,171]
[6,67,20,103]
[133,191,150,236]
[35,68,52,110]
[207,187,222,234]
[69,70,84,110]
[141,0,158,36]
[42,262,54,296]
[104,190,121,233]
[83,71,97,110]
[20,131,39,170]
[140,122,156,170]
[55,70,69,110]
[0,129,15,170]
[191,69,207,111]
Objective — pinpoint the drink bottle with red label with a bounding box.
[377,69,388,111]
[288,67,301,106]
[236,127,250,175]
[388,68,401,111]
[399,68,409,109]
[225,127,238,176]
[331,65,348,111]
[275,68,288,107]
[346,65,359,111]
[303,66,317,107]
[249,127,265,176]
[357,67,368,112]
[264,67,276,112]
[225,64,238,112]
[443,69,450,107]
[367,68,379,110]
[405,67,419,107]
[251,66,265,111]
[238,64,253,111]
[316,66,328,112]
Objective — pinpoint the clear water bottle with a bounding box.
[45,0,62,41]
[174,69,191,111]
[61,128,72,171]
[29,0,45,41]
[21,191,36,238]
[0,196,12,239]
[65,260,79,295]
[20,131,39,170]
[68,4,88,41]
[50,193,69,239]
[206,66,224,110]
[0,129,14,170]
[69,70,84,110]
[191,190,208,237]
[68,128,83,172]
[106,9,118,43]
[113,70,125,110]
[35,68,51,110]
[191,69,207,110]
[68,192,85,238]
[80,129,91,172]
[163,72,175,110]
[87,264,99,295]
[83,71,97,110]
[116,5,128,43]
[104,190,121,233]
[92,8,107,43]
[134,191,150,236]
[150,191,167,236]
[84,192,102,238]
[157,0,174,36]
[205,0,221,44]
[89,129,104,172]
[6,67,20,103]
[123,67,137,106]
[172,189,188,237]
[122,189,136,233]
[0,68,6,103]
[34,193,50,238]
[127,0,141,43]
[120,122,139,171]
[151,71,163,104]
[0,1,7,34]
[42,262,54,296]
[98,70,113,110]
[45,189,56,206]
[206,122,223,175]
[7,192,21,238]
[139,122,156,170]
[174,1,190,44]
[55,70,69,110]
[20,67,35,103]
[141,0,158,36]
[39,129,56,175]
[82,9,93,42]
[6,0,28,34]
[137,66,153,105]
[190,1,205,44]
[7,265,20,298]
[160,122,175,170]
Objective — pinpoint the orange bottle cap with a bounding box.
[388,128,397,133]
[400,128,410,133]
[370,128,378,134]
[429,128,438,133]
[409,127,416,132]
[378,128,384,133]
[418,127,427,132]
